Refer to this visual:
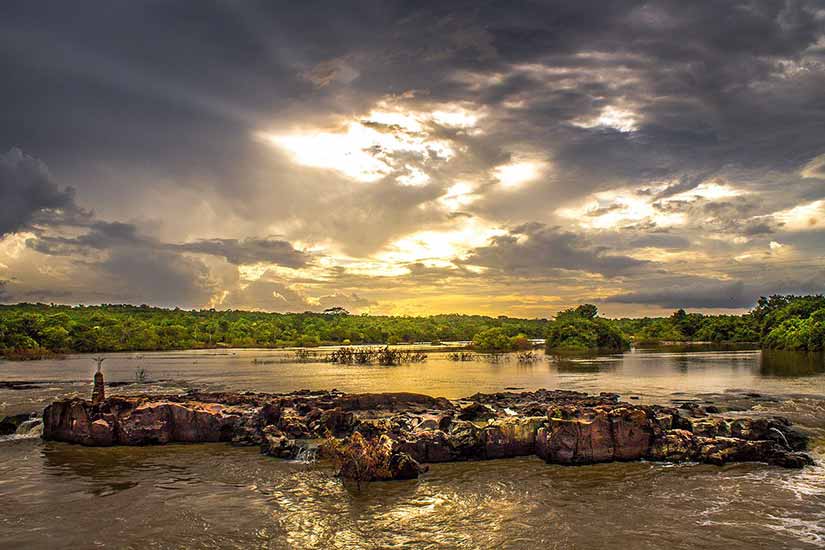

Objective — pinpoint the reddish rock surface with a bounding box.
[42,389,815,479]
[43,396,251,446]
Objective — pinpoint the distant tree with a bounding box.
[546,304,629,352]
[574,304,599,319]
[472,327,515,352]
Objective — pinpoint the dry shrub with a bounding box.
[322,432,394,488]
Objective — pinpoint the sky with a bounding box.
[1,0,824,318]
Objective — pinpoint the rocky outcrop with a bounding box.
[536,405,654,464]
[42,397,253,446]
[42,389,815,479]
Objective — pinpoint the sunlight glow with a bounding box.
[0,232,35,260]
[439,181,479,210]
[573,105,639,132]
[494,161,544,189]
[773,199,824,231]
[259,99,486,184]
[558,191,687,229]
[665,182,742,202]
[431,107,483,129]
[801,153,825,179]
[376,219,504,267]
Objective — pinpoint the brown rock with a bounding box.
[335,392,450,412]
[43,397,248,446]
[482,416,545,458]
[537,406,653,464]
[397,429,454,462]
[319,408,356,435]
[260,426,299,459]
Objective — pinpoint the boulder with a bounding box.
[397,429,454,463]
[260,426,299,459]
[457,401,496,422]
[728,417,808,451]
[277,414,312,439]
[482,416,545,458]
[335,392,451,412]
[536,406,653,464]
[648,429,814,468]
[43,397,249,446]
[319,408,356,435]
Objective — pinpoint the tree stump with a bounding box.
[92,371,105,404]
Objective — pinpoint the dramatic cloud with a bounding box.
[28,221,307,268]
[606,280,753,309]
[606,271,825,309]
[463,223,648,276]
[0,148,82,237]
[1,1,824,315]
[169,238,308,268]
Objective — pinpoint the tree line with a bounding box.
[0,294,822,357]
[0,304,547,355]
[544,295,825,352]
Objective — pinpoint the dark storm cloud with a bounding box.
[170,238,308,268]
[606,271,825,309]
[607,280,753,309]
[28,221,307,268]
[463,223,648,276]
[0,148,83,237]
[1,1,824,313]
[99,247,217,308]
[628,233,691,250]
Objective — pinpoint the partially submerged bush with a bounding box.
[293,349,320,362]
[134,367,147,383]
[447,351,477,361]
[377,347,426,366]
[328,346,427,366]
[516,351,540,363]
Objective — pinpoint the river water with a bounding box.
[1,346,824,549]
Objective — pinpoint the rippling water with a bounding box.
[1,347,824,549]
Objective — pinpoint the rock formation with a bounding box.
[42,389,815,480]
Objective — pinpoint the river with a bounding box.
[1,346,824,549]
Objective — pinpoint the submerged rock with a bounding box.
[1,412,36,436]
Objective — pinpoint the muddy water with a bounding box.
[1,347,824,549]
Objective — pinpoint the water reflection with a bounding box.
[760,351,825,377]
